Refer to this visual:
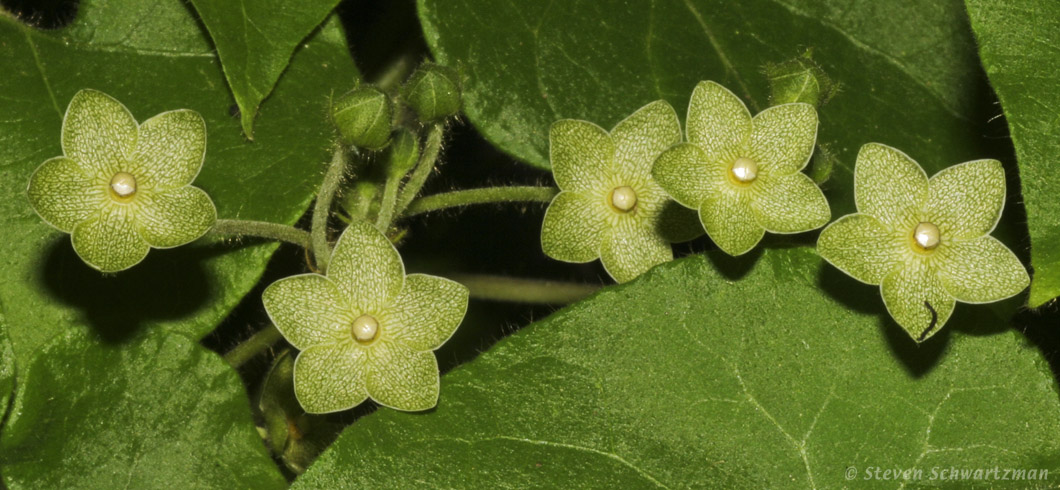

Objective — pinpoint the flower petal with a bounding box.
[132,110,207,192]
[927,159,1005,240]
[749,103,817,176]
[610,100,681,180]
[61,89,138,177]
[750,173,830,233]
[386,274,469,351]
[541,191,608,263]
[262,274,352,350]
[686,81,752,157]
[652,142,719,209]
[817,214,904,285]
[549,119,613,192]
[328,219,405,311]
[136,186,216,248]
[365,340,439,411]
[937,236,1029,303]
[881,260,955,342]
[27,156,106,232]
[599,218,672,283]
[699,187,764,256]
[854,143,928,228]
[71,206,150,272]
[294,342,369,414]
[654,199,705,244]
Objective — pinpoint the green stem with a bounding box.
[209,219,311,248]
[224,325,283,368]
[311,146,351,272]
[404,186,559,217]
[394,124,444,217]
[374,174,402,231]
[449,273,600,304]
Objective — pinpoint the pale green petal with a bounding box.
[27,156,106,232]
[132,110,207,192]
[750,173,830,233]
[881,260,955,342]
[927,159,1005,240]
[294,342,369,414]
[652,143,720,209]
[71,207,150,272]
[262,274,352,350]
[817,214,904,285]
[549,119,613,192]
[686,81,752,157]
[365,340,439,411]
[599,218,672,283]
[329,219,405,311]
[61,89,138,177]
[937,236,1029,303]
[386,274,469,351]
[610,100,681,179]
[854,143,928,228]
[136,186,216,248]
[541,191,608,263]
[699,188,764,256]
[749,103,817,177]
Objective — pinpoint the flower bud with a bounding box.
[763,49,837,108]
[402,64,461,122]
[331,85,393,150]
[385,129,420,178]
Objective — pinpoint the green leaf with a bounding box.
[0,330,286,488]
[0,0,359,383]
[417,0,996,218]
[188,0,343,138]
[295,249,1060,487]
[965,0,1060,307]
[0,310,14,423]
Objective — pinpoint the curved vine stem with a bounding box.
[393,123,444,219]
[208,219,311,248]
[224,325,283,368]
[404,186,558,217]
[311,145,352,272]
[450,273,599,304]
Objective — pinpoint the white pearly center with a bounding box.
[913,222,940,251]
[609,186,638,213]
[109,172,137,199]
[730,157,758,184]
[351,314,379,343]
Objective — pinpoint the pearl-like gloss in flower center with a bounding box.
[913,222,940,251]
[609,186,638,213]
[109,172,137,199]
[351,314,379,343]
[730,157,758,183]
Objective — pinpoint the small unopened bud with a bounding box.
[763,49,838,108]
[331,86,393,150]
[402,63,461,122]
[385,129,420,178]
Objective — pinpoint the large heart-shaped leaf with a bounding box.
[295,249,1060,488]
[188,0,344,137]
[0,330,286,488]
[965,0,1060,308]
[0,0,357,383]
[417,0,1006,219]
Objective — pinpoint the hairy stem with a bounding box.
[404,186,559,217]
[394,124,444,217]
[374,174,402,231]
[224,325,283,368]
[209,219,311,248]
[449,273,600,304]
[311,146,351,272]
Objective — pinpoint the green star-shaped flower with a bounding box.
[262,219,469,413]
[541,100,700,283]
[817,143,1029,341]
[26,89,216,272]
[652,81,830,255]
